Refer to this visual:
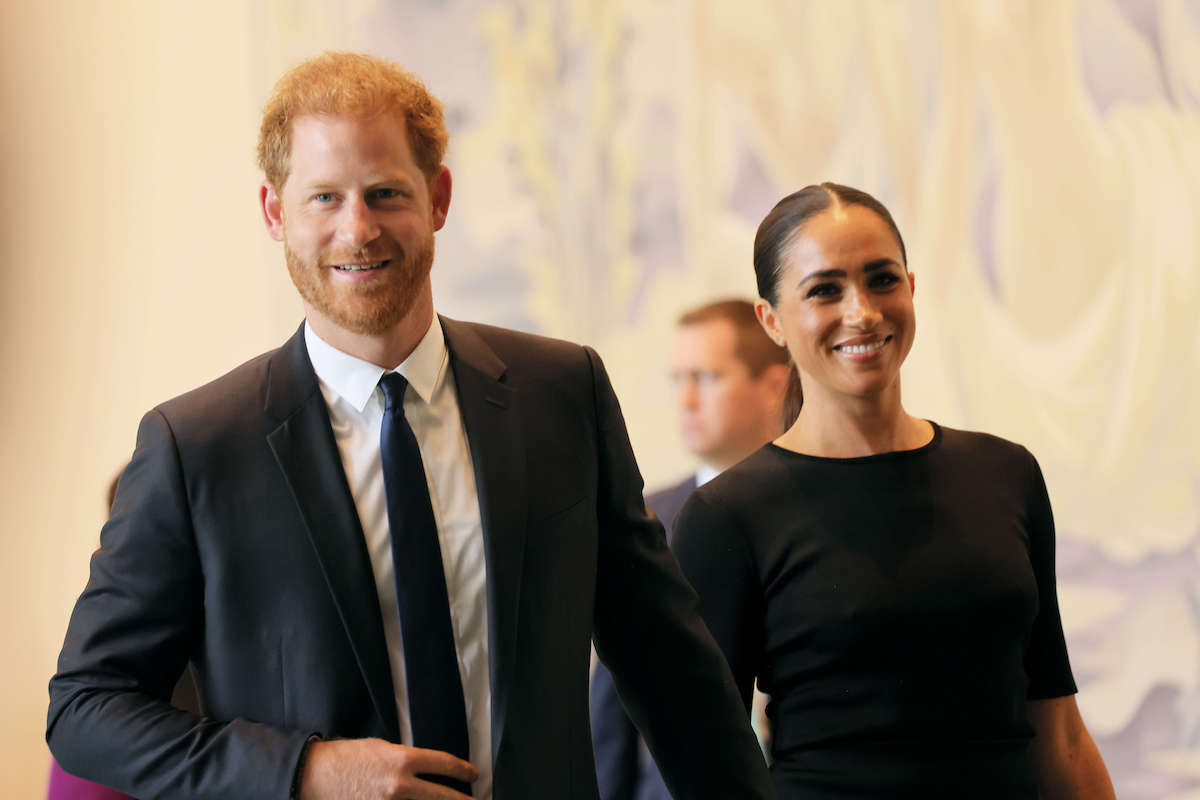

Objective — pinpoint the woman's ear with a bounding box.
[755,298,787,349]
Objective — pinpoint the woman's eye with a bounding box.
[807,283,840,298]
[314,192,334,203]
[870,272,901,289]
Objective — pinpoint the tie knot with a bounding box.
[379,372,410,412]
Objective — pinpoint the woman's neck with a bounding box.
[774,383,932,458]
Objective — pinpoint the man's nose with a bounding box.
[338,196,380,249]
[677,379,699,410]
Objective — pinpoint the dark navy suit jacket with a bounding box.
[47,321,773,800]
[590,475,697,800]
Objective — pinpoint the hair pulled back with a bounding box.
[752,183,907,426]
[753,182,906,304]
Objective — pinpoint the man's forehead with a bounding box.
[286,112,417,183]
[672,319,740,363]
[289,111,407,150]
[677,318,738,347]
[291,108,406,131]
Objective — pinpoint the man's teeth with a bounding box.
[335,261,385,271]
[837,340,886,354]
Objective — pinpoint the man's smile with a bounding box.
[333,259,391,272]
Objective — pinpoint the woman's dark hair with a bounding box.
[752,182,907,427]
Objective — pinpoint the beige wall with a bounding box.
[0,3,287,795]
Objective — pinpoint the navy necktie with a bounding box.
[378,372,471,794]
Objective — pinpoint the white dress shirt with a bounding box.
[305,319,493,799]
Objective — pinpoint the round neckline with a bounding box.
[766,420,942,463]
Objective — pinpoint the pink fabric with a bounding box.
[46,760,134,800]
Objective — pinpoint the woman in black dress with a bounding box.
[672,183,1114,798]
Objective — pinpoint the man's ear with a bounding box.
[260,181,285,241]
[754,298,787,348]
[430,165,452,232]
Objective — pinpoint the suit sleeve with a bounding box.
[584,347,775,800]
[46,410,311,800]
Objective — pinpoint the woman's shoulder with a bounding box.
[675,446,805,540]
[672,450,789,564]
[936,424,1030,453]
[935,424,1039,472]
[691,445,798,508]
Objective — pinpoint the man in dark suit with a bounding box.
[47,53,774,800]
[590,299,789,800]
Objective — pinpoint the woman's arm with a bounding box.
[1025,695,1115,800]
[672,491,764,710]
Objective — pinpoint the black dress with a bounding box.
[672,423,1076,799]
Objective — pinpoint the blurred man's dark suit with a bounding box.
[590,475,697,800]
[47,320,773,800]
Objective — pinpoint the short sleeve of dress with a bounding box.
[672,490,764,711]
[1021,448,1078,700]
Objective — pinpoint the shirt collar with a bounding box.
[304,317,449,412]
[696,465,720,487]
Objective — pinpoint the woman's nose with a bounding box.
[843,289,882,327]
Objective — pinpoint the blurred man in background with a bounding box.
[590,298,790,800]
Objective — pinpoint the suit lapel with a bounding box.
[263,325,400,740]
[441,316,527,765]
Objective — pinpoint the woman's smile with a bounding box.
[832,334,892,358]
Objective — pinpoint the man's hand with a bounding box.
[299,738,478,800]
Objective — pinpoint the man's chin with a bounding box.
[300,290,409,336]
[331,305,411,336]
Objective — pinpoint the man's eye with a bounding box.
[314,192,334,203]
